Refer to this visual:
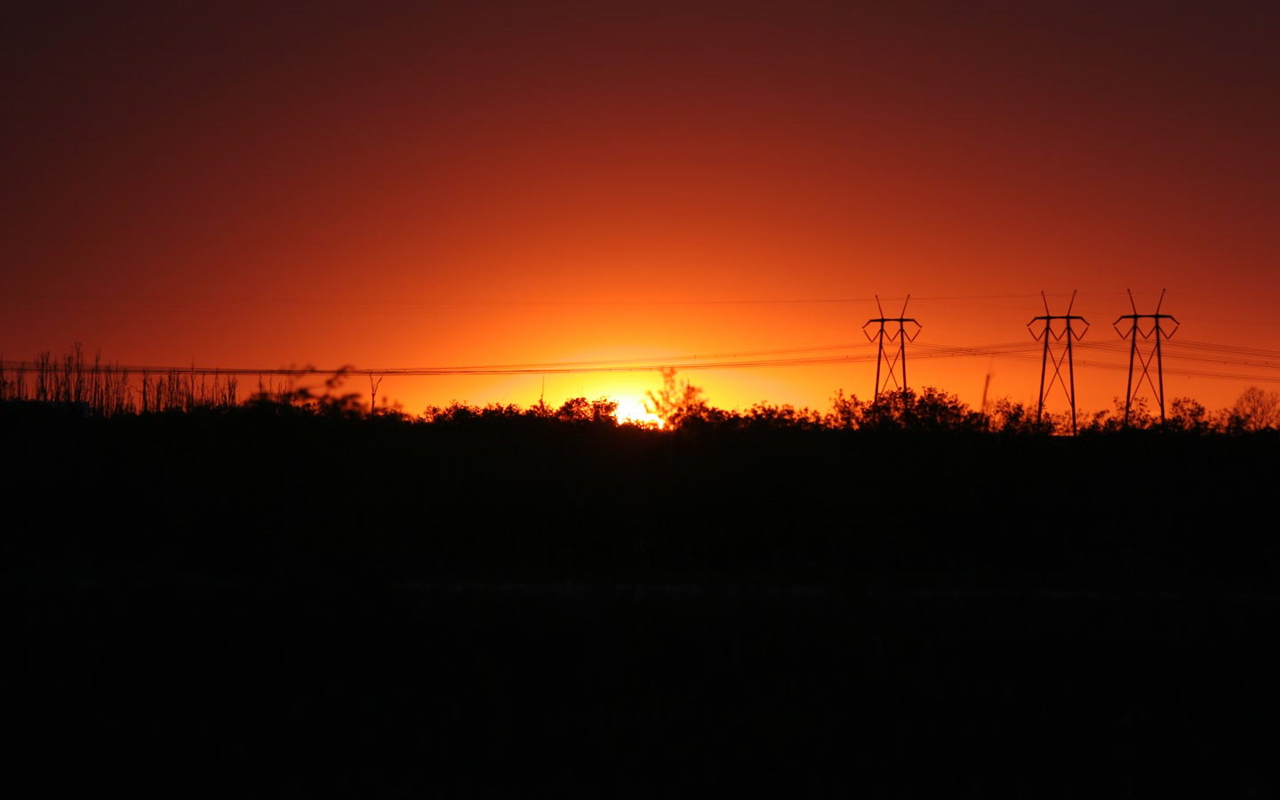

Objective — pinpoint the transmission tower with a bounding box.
[863,295,921,399]
[1113,289,1179,424]
[1028,290,1088,433]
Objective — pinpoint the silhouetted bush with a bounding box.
[857,387,986,432]
[986,398,1056,435]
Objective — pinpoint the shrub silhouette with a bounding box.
[1164,397,1221,434]
[555,396,618,424]
[644,368,713,429]
[858,387,985,432]
[824,389,868,430]
[986,398,1055,435]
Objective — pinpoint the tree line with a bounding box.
[3,349,1279,434]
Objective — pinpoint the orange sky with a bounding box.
[3,2,1278,418]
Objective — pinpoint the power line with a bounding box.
[1029,290,1088,433]
[4,335,1280,385]
[1114,289,1179,424]
[863,294,921,398]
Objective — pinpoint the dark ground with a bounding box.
[7,409,1280,796]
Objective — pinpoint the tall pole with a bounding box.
[863,295,921,399]
[1113,289,1179,425]
[1028,290,1088,433]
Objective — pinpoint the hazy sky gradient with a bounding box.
[4,1,1278,414]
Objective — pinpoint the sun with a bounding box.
[614,396,664,428]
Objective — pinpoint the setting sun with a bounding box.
[614,396,664,428]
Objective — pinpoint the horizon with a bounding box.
[2,332,1276,429]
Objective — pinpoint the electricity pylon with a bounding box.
[1113,289,1179,425]
[863,295,921,399]
[1028,290,1088,433]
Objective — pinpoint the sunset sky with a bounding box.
[4,1,1278,418]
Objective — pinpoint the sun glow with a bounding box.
[614,396,664,428]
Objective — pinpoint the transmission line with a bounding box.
[8,325,1280,397]
[1114,289,1179,424]
[863,294,921,399]
[1028,290,1088,433]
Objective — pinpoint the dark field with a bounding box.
[7,409,1280,796]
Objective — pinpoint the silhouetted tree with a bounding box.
[556,397,592,422]
[1082,396,1155,432]
[1232,386,1280,431]
[825,389,866,430]
[554,396,619,424]
[860,388,984,432]
[741,402,824,430]
[644,368,713,429]
[591,397,619,424]
[421,401,479,424]
[986,398,1056,435]
[246,365,362,418]
[1164,397,1220,434]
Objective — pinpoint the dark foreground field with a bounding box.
[7,409,1280,796]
